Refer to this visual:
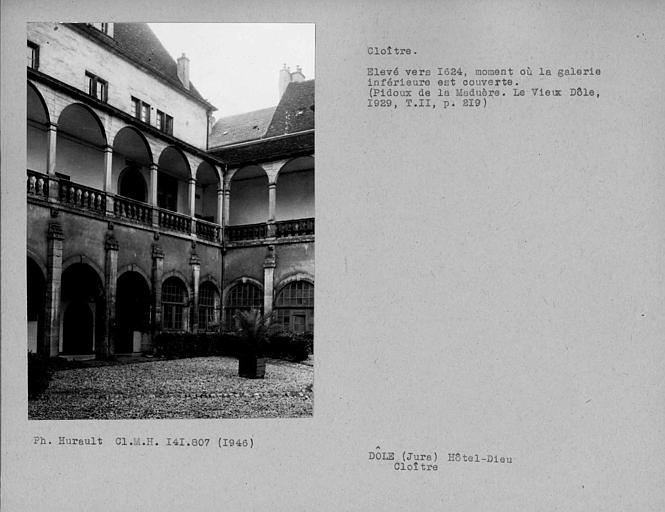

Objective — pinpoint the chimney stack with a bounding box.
[278,63,291,98]
[279,64,306,98]
[291,65,305,83]
[177,53,190,90]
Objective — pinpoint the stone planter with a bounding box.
[238,355,266,379]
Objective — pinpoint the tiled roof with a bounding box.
[211,131,314,167]
[70,23,214,109]
[209,107,276,147]
[209,78,314,152]
[265,80,315,137]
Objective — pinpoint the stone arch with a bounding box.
[115,270,151,353]
[60,261,105,355]
[157,146,191,213]
[222,277,264,330]
[113,126,153,198]
[27,255,46,354]
[62,254,105,285]
[27,81,51,173]
[161,270,192,297]
[275,156,314,221]
[117,263,152,288]
[56,103,107,189]
[228,165,269,225]
[274,272,315,294]
[195,160,220,222]
[198,279,221,330]
[117,166,148,202]
[273,275,314,334]
[161,274,190,331]
[27,247,48,279]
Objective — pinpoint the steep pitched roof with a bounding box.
[209,78,314,150]
[69,23,215,110]
[209,107,276,147]
[265,79,315,137]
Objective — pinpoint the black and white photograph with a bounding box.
[3,1,665,511]
[26,22,315,419]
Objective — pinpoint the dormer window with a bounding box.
[27,41,39,70]
[89,22,114,37]
[85,71,108,102]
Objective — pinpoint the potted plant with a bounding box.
[234,309,271,379]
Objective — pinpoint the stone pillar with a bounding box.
[268,182,277,222]
[44,221,64,356]
[46,123,57,175]
[223,179,231,227]
[151,241,164,335]
[263,245,276,318]
[190,249,201,332]
[104,145,114,215]
[216,186,224,226]
[101,229,119,358]
[149,163,159,226]
[103,145,113,192]
[188,177,196,218]
[47,123,60,201]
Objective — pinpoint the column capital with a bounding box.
[263,244,277,268]
[47,222,64,240]
[151,243,164,259]
[105,232,119,251]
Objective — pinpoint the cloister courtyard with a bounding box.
[28,356,313,420]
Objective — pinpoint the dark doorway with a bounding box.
[27,257,45,354]
[115,271,150,353]
[61,263,104,355]
[118,167,147,202]
[62,302,94,354]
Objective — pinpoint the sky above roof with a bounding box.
[148,23,315,118]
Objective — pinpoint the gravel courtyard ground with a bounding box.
[28,356,313,420]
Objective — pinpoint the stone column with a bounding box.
[263,245,276,318]
[151,241,164,336]
[103,145,113,192]
[223,177,231,227]
[46,123,60,201]
[46,123,57,175]
[188,177,196,218]
[149,163,159,226]
[216,186,224,226]
[104,145,114,215]
[44,221,64,356]
[101,229,119,358]
[268,182,277,222]
[190,249,201,332]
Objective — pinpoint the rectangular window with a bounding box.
[141,103,150,123]
[85,71,108,102]
[131,97,151,124]
[27,41,39,70]
[131,97,140,118]
[89,23,113,37]
[157,110,174,135]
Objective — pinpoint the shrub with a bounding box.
[154,332,245,359]
[28,352,52,398]
[152,328,313,362]
[266,332,313,362]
